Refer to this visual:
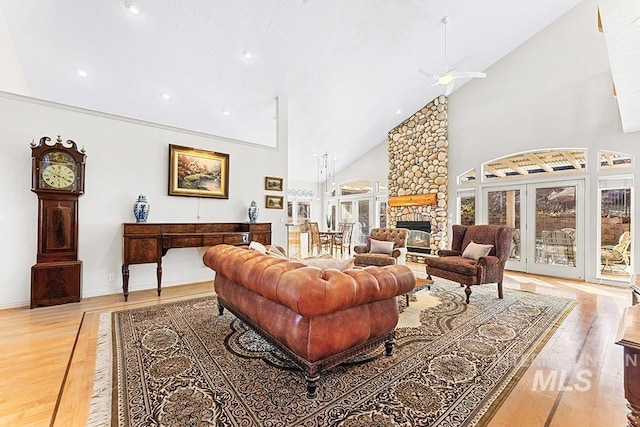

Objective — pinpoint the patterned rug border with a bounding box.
[473,297,577,425]
[88,284,577,427]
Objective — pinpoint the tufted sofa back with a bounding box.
[369,227,409,249]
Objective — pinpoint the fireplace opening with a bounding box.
[397,221,432,254]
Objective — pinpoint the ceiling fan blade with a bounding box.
[418,69,440,81]
[453,71,487,79]
[445,81,455,96]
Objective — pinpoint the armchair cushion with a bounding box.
[370,239,395,255]
[462,241,493,260]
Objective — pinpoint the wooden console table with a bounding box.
[122,222,271,301]
[616,286,640,427]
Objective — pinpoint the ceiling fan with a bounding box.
[419,16,486,96]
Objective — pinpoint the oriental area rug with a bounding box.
[88,280,576,427]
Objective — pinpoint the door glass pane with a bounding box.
[340,202,354,224]
[460,195,476,226]
[535,186,576,266]
[600,188,632,278]
[358,200,370,244]
[378,201,387,228]
[487,190,520,260]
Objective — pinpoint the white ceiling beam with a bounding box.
[560,151,582,169]
[524,153,554,173]
[484,165,506,177]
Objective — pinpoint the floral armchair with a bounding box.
[424,224,515,303]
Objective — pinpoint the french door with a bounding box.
[483,180,585,280]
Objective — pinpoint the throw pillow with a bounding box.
[462,241,493,260]
[249,241,267,254]
[369,239,395,255]
[299,257,355,271]
[267,245,288,259]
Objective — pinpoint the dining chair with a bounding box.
[309,222,331,255]
[333,222,354,256]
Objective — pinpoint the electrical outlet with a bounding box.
[108,273,115,282]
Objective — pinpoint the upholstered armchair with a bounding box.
[424,224,515,303]
[353,227,409,267]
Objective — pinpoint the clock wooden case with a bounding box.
[30,135,86,308]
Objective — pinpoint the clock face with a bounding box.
[42,164,76,189]
[39,151,78,191]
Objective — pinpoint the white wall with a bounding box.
[448,0,640,283]
[0,93,288,308]
[336,0,640,284]
[0,5,29,95]
[333,141,388,187]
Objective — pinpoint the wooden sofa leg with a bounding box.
[498,282,504,299]
[464,286,472,304]
[305,374,320,399]
[217,301,224,315]
[385,339,395,356]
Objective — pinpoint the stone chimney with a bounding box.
[388,96,448,252]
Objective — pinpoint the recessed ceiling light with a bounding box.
[126,2,141,16]
[77,69,89,78]
[632,17,640,27]
[222,109,230,116]
[242,50,253,60]
[396,109,402,115]
[161,93,171,100]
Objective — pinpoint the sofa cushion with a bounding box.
[462,241,493,260]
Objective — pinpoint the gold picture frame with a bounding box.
[168,144,229,198]
[265,176,283,191]
[265,195,284,209]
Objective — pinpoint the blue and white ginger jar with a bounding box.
[134,194,150,223]
[248,200,259,223]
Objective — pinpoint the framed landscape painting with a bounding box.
[168,144,229,198]
[265,176,283,191]
[265,195,284,209]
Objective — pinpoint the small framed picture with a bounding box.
[265,195,284,209]
[265,176,283,191]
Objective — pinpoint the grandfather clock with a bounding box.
[30,136,86,308]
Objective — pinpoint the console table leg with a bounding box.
[305,374,320,399]
[156,263,162,296]
[624,347,640,427]
[121,264,129,302]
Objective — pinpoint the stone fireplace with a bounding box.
[387,96,448,254]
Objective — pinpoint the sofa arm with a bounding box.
[391,247,407,264]
[353,244,368,254]
[477,255,500,267]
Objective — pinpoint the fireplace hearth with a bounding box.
[397,221,432,254]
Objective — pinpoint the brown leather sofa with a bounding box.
[203,244,415,398]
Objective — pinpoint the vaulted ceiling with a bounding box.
[0,0,636,182]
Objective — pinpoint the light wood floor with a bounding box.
[0,267,632,426]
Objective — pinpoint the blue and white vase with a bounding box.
[248,200,259,223]
[133,194,150,223]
